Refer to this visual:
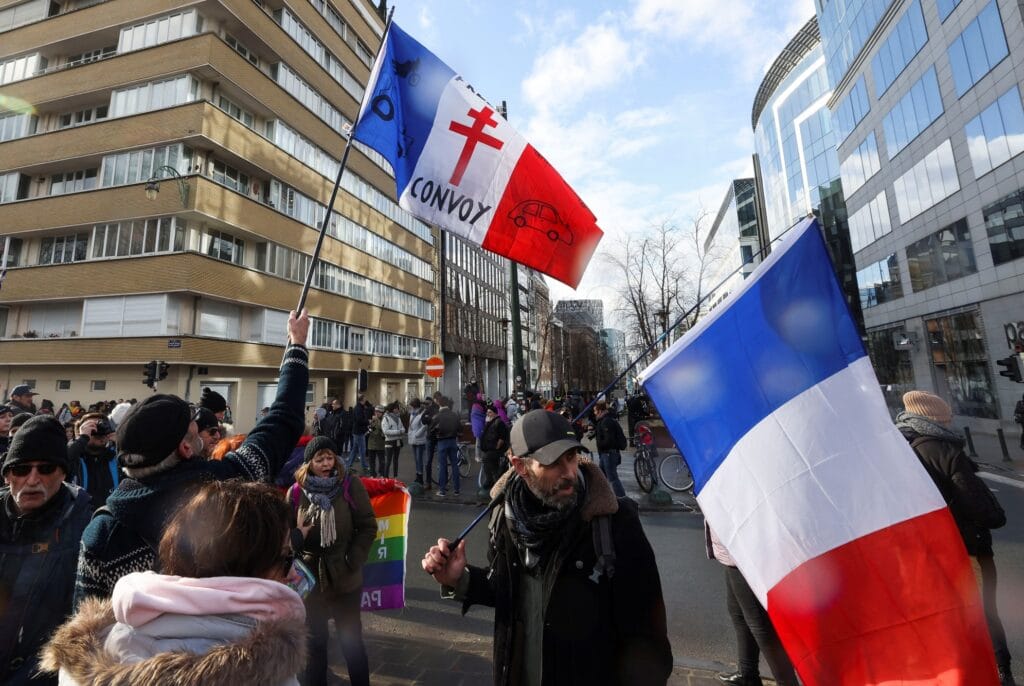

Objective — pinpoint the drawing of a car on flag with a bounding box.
[507,200,574,245]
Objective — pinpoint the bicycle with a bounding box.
[438,441,473,485]
[658,452,694,493]
[631,423,658,494]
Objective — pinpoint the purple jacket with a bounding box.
[470,399,486,439]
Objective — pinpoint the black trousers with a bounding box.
[303,587,369,686]
[367,449,384,475]
[724,565,799,685]
[973,554,1012,668]
[384,444,400,478]
[481,451,502,489]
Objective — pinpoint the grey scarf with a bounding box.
[894,411,963,443]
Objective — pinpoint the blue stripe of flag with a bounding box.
[353,22,455,196]
[642,219,864,495]
[362,559,404,588]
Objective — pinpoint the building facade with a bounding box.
[752,16,864,333]
[553,299,604,330]
[0,0,438,431]
[705,177,763,313]
[817,0,1024,431]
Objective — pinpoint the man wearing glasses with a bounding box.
[0,415,93,685]
[193,407,223,459]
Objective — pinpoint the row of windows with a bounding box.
[840,131,880,196]
[0,112,36,141]
[848,189,892,254]
[871,0,927,98]
[117,9,202,54]
[50,168,97,195]
[892,139,960,222]
[983,187,1024,265]
[965,84,1024,178]
[834,76,870,143]
[100,143,192,189]
[882,67,943,160]
[0,52,45,86]
[857,254,903,310]
[109,74,200,118]
[312,260,433,320]
[272,62,347,133]
[309,318,432,358]
[306,0,374,68]
[819,0,892,88]
[948,0,1007,97]
[277,7,364,103]
[40,233,88,265]
[92,218,186,258]
[905,218,977,291]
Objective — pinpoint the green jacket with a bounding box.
[367,416,386,451]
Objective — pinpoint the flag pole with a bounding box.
[295,6,396,314]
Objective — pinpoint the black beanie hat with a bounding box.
[2,415,70,474]
[200,387,227,414]
[117,394,192,469]
[304,435,338,463]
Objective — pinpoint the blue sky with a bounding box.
[393,0,815,305]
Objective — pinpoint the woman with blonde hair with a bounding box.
[288,435,377,686]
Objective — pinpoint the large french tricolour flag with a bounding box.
[351,22,603,288]
[640,218,997,685]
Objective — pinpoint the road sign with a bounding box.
[425,356,445,378]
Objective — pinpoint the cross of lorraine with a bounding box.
[448,105,504,186]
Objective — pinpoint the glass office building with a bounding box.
[705,178,762,313]
[817,0,1024,430]
[753,17,864,332]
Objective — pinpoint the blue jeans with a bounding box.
[346,433,368,471]
[412,443,427,480]
[599,451,626,497]
[436,437,459,493]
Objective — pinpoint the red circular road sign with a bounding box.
[425,356,445,378]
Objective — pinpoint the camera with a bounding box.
[92,419,114,436]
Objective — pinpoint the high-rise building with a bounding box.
[705,177,763,313]
[752,16,863,332]
[553,299,604,331]
[816,0,1024,429]
[0,0,438,430]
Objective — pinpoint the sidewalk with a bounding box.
[966,429,1024,482]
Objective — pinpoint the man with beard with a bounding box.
[1,416,92,685]
[74,310,310,604]
[66,413,121,508]
[422,409,673,686]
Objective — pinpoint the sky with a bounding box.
[392,0,816,312]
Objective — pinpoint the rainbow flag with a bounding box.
[361,478,410,611]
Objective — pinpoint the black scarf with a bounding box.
[504,471,585,570]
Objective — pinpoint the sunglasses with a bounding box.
[7,463,60,477]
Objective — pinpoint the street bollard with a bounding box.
[963,426,978,457]
[997,428,1011,462]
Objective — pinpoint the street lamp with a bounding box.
[499,317,511,396]
[144,165,189,206]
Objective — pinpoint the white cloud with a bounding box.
[417,5,435,31]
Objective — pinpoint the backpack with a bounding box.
[611,417,627,451]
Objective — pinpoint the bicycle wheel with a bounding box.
[634,451,654,493]
[659,453,694,493]
[457,444,473,477]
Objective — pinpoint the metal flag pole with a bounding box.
[294,5,396,313]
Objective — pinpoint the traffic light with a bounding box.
[157,361,170,381]
[996,355,1023,383]
[143,360,157,388]
[357,368,368,392]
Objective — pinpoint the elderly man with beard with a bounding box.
[422,409,673,686]
[1,416,93,685]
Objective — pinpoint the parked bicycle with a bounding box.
[438,441,474,484]
[658,452,694,493]
[631,423,658,493]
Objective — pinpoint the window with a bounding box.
[91,380,106,391]
[57,104,108,129]
[39,233,89,265]
[834,77,869,143]
[211,159,250,193]
[50,168,97,195]
[848,190,892,253]
[820,0,891,87]
[0,112,36,141]
[109,75,200,118]
[865,327,916,415]
[982,187,1024,265]
[28,301,80,337]
[65,46,115,68]
[839,132,880,196]
[91,217,185,258]
[82,294,176,337]
[216,95,254,128]
[892,139,959,222]
[948,0,1008,97]
[225,34,259,65]
[100,143,192,188]
[937,0,962,21]
[0,52,45,85]
[926,311,996,418]
[198,299,241,339]
[251,309,289,344]
[871,0,927,97]
[117,10,202,53]
[56,379,71,391]
[882,67,943,159]
[0,0,49,33]
[0,172,27,204]
[905,218,977,291]
[204,230,245,265]
[856,254,903,310]
[965,85,1024,178]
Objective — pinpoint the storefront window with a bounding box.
[926,311,997,418]
[865,327,916,415]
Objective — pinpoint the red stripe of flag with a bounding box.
[767,508,998,685]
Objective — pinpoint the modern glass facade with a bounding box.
[706,178,762,312]
[817,0,1024,430]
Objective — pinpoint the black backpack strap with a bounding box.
[589,514,616,583]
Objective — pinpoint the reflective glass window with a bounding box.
[882,67,943,159]
[925,312,996,419]
[892,139,959,222]
[848,189,892,253]
[937,0,962,21]
[857,254,903,310]
[839,131,881,196]
[965,85,1024,177]
[947,0,1008,97]
[983,186,1024,265]
[871,0,927,97]
[905,218,976,291]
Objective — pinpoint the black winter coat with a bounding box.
[595,413,626,453]
[460,462,673,686]
[900,428,1006,556]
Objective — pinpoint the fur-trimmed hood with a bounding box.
[489,459,619,520]
[41,597,307,686]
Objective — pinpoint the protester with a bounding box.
[707,524,799,686]
[8,411,32,438]
[192,407,223,459]
[1,416,93,685]
[366,405,386,478]
[593,400,627,498]
[6,384,38,417]
[896,391,1014,686]
[422,409,673,685]
[470,392,486,460]
[408,398,429,486]
[37,399,56,416]
[67,413,121,509]
[288,436,376,686]
[42,480,307,685]
[493,396,510,425]
[74,310,310,604]
[0,406,15,454]
[382,402,405,478]
[430,396,461,497]
[211,433,246,460]
[199,387,228,421]
[504,395,519,424]
[347,394,371,473]
[1015,392,1024,451]
[421,396,439,490]
[479,403,509,489]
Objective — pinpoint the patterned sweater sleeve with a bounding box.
[226,344,309,482]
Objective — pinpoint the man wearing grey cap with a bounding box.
[6,385,38,417]
[422,409,673,686]
[74,310,311,605]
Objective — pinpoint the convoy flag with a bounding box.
[638,218,997,685]
[361,478,410,611]
[352,22,603,288]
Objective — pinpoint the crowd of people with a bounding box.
[0,310,1016,686]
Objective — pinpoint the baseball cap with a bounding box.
[11,385,37,397]
[510,410,587,466]
[0,406,15,417]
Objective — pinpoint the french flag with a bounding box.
[640,218,997,685]
[351,22,603,288]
